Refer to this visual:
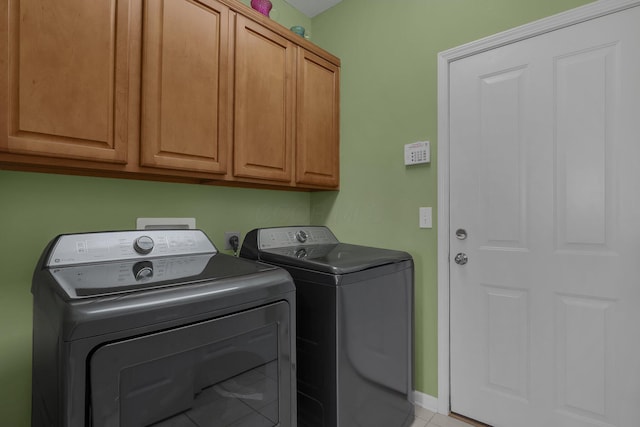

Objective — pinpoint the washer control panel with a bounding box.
[257,226,339,249]
[47,230,216,267]
[49,254,213,298]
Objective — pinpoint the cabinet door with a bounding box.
[295,48,339,188]
[0,0,130,163]
[140,0,231,174]
[234,15,294,183]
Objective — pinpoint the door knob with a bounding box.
[454,253,468,265]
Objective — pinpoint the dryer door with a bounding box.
[88,301,293,427]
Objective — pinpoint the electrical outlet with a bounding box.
[224,231,241,250]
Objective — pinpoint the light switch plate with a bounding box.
[419,207,432,228]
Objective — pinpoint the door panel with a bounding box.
[485,286,529,400]
[478,68,528,250]
[450,5,640,427]
[555,45,615,251]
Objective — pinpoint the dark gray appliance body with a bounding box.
[240,226,414,427]
[31,230,296,427]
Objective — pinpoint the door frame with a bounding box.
[436,0,640,415]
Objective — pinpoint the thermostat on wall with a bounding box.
[404,141,430,165]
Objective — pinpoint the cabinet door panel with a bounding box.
[141,0,230,174]
[296,48,339,187]
[2,0,130,163]
[234,15,294,182]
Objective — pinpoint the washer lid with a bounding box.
[258,243,411,275]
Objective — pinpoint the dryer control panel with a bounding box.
[257,226,339,249]
[46,230,216,267]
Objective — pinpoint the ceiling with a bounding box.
[284,0,343,17]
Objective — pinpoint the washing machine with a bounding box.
[31,229,296,427]
[240,226,414,427]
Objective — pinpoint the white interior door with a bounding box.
[449,5,640,427]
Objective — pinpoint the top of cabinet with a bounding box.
[219,0,341,67]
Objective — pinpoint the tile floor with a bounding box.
[411,406,478,427]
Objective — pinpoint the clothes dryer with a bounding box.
[31,229,296,427]
[240,226,414,427]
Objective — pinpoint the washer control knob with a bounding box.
[134,236,154,255]
[133,261,154,281]
[295,230,308,243]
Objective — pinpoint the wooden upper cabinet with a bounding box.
[0,0,130,163]
[140,0,231,174]
[233,15,295,183]
[0,0,340,189]
[296,48,340,188]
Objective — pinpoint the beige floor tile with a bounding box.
[429,413,477,427]
[410,417,429,427]
[415,405,436,422]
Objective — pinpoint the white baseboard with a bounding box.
[413,390,439,413]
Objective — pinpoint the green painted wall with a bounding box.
[308,0,594,396]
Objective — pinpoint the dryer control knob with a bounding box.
[133,261,154,281]
[134,236,154,255]
[295,230,308,243]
